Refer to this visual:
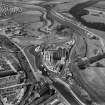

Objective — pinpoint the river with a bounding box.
[69,0,105,32]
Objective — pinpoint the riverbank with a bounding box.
[69,0,105,32]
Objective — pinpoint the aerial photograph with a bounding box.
[0,0,105,105]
